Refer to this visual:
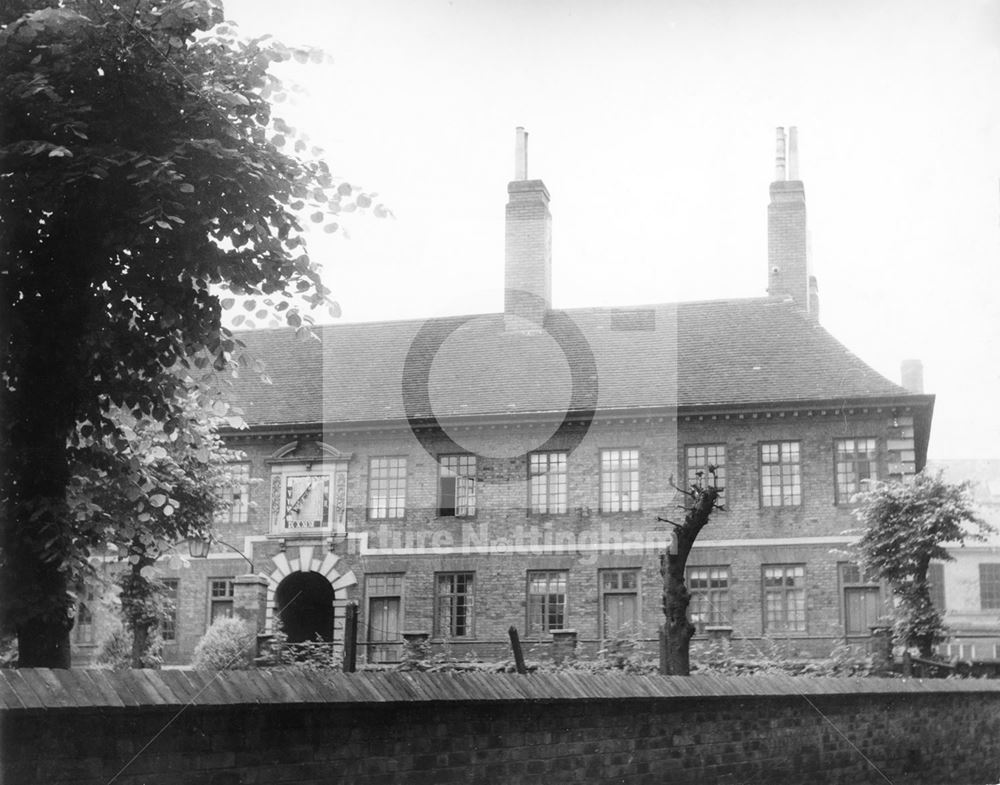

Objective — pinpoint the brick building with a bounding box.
[73,128,934,664]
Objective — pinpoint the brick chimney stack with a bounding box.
[505,127,552,329]
[767,126,817,321]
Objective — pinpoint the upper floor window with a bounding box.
[687,566,730,633]
[527,570,567,635]
[368,457,407,520]
[600,448,640,512]
[434,572,475,638]
[218,462,251,524]
[760,441,801,507]
[438,455,476,517]
[529,452,568,515]
[686,444,726,502]
[834,438,877,503]
[161,578,179,642]
[763,564,806,632]
[980,564,1000,610]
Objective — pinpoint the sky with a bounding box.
[225,0,1000,460]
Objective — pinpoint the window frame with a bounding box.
[526,570,568,636]
[218,462,251,525]
[759,441,802,507]
[366,573,404,664]
[367,456,408,520]
[686,565,731,634]
[161,578,179,643]
[599,448,641,513]
[528,451,569,515]
[437,454,477,518]
[207,577,235,628]
[433,572,476,638]
[980,563,1000,610]
[833,437,878,504]
[599,568,640,639]
[762,564,807,633]
[685,444,727,503]
[74,587,97,646]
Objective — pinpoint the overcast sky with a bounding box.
[226,0,1000,460]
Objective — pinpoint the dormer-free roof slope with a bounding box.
[229,296,917,429]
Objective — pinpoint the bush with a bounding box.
[191,617,256,670]
[96,625,134,671]
[258,622,342,670]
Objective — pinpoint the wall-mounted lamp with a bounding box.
[187,533,254,572]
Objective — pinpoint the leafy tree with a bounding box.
[659,467,723,675]
[852,472,992,658]
[81,392,241,667]
[0,0,383,666]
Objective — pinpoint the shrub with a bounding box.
[191,617,256,670]
[96,625,133,671]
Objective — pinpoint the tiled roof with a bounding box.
[229,297,919,428]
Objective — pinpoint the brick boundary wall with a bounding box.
[2,669,1000,784]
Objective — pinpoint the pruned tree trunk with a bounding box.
[660,479,720,676]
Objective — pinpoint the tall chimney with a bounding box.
[901,359,924,393]
[767,125,816,320]
[505,127,551,329]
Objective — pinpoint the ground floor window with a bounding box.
[600,569,639,638]
[367,573,403,663]
[434,572,474,638]
[840,563,881,636]
[74,587,96,645]
[763,564,806,632]
[209,578,234,626]
[161,578,179,642]
[687,566,730,633]
[527,570,567,635]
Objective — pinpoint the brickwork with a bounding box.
[75,401,923,666]
[3,670,1000,784]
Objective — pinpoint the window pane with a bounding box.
[600,449,640,512]
[685,445,726,501]
[368,457,407,519]
[529,452,568,514]
[527,571,567,634]
[439,455,476,517]
[980,564,1000,610]
[763,564,806,632]
[760,442,801,507]
[218,463,251,524]
[435,573,474,637]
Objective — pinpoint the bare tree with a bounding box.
[660,467,724,675]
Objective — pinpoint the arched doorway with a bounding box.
[274,571,335,643]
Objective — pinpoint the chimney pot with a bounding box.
[514,126,528,181]
[788,126,800,180]
[774,127,786,181]
[901,359,924,394]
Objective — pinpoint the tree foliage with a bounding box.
[852,471,992,656]
[0,0,384,665]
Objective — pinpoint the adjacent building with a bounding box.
[73,128,936,665]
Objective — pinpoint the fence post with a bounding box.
[509,626,527,674]
[659,623,668,675]
[342,602,358,673]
